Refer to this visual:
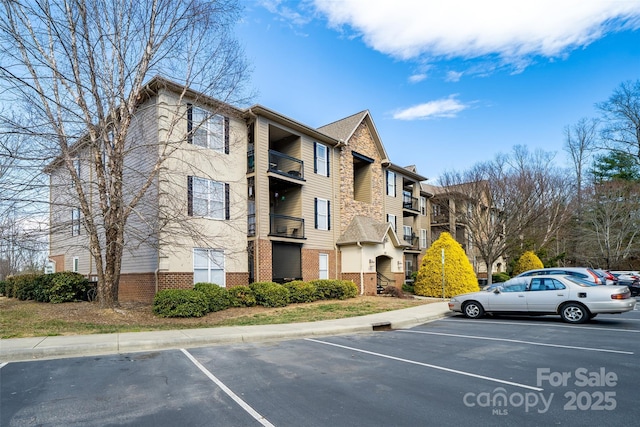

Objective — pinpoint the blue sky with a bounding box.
[236,1,640,182]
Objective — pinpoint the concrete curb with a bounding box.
[0,301,451,363]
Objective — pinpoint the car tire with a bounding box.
[463,301,484,319]
[560,303,589,324]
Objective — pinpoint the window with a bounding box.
[187,105,228,153]
[319,253,329,279]
[314,142,329,177]
[403,225,412,243]
[386,170,396,196]
[188,176,229,220]
[193,248,225,286]
[420,229,427,249]
[420,196,427,215]
[70,158,80,189]
[71,208,81,236]
[315,198,330,230]
[387,214,396,232]
[72,257,79,273]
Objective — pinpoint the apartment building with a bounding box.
[47,77,437,302]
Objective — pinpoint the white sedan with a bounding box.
[449,275,636,324]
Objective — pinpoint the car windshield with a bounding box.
[564,276,598,287]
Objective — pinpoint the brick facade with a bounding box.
[302,248,337,280]
[118,273,156,303]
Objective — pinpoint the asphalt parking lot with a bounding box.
[2,304,639,426]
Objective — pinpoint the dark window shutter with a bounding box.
[326,147,330,177]
[187,176,193,216]
[224,117,229,154]
[314,198,318,229]
[327,200,330,230]
[314,142,318,173]
[187,104,193,144]
[225,183,230,220]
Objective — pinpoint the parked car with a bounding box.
[609,271,640,297]
[448,275,636,324]
[515,267,603,285]
[594,269,618,286]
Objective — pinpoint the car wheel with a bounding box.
[589,313,598,319]
[463,301,484,319]
[560,303,589,324]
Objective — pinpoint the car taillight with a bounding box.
[611,291,630,300]
[588,270,602,284]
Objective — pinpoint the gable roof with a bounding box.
[336,215,408,247]
[318,110,390,163]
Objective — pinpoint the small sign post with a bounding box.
[441,248,445,299]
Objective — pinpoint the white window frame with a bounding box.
[316,198,329,230]
[387,214,396,232]
[193,248,225,286]
[420,196,427,215]
[319,253,329,279]
[192,177,225,219]
[315,143,328,177]
[403,225,412,242]
[191,106,224,152]
[420,229,427,249]
[386,170,396,196]
[72,257,79,273]
[72,208,81,236]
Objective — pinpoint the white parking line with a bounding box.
[0,362,7,369]
[180,349,275,427]
[305,338,543,392]
[442,318,640,333]
[399,330,633,354]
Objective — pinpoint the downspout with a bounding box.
[357,241,364,295]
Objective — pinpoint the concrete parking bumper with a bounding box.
[0,301,450,363]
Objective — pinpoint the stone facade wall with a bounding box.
[49,254,65,273]
[339,122,385,233]
[255,238,273,282]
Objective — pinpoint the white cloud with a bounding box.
[393,95,468,120]
[311,0,640,65]
[445,71,463,82]
[408,73,427,83]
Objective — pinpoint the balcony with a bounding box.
[269,214,305,239]
[403,233,419,249]
[268,150,304,181]
[402,193,420,214]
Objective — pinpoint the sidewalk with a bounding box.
[0,301,451,363]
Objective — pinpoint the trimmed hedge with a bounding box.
[249,281,289,307]
[194,282,230,312]
[283,280,318,303]
[3,272,89,303]
[153,289,208,318]
[226,285,256,307]
[311,279,358,300]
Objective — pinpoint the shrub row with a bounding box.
[153,279,359,318]
[0,272,92,303]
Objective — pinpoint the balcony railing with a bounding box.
[403,194,419,212]
[270,214,305,238]
[268,150,304,180]
[403,233,419,247]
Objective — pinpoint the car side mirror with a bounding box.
[493,288,501,294]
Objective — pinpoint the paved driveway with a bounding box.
[2,306,639,426]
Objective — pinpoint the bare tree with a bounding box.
[440,146,574,283]
[564,117,599,213]
[578,180,640,269]
[597,80,640,166]
[0,0,250,306]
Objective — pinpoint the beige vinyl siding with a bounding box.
[384,170,402,232]
[119,96,160,273]
[156,90,247,274]
[253,116,271,238]
[301,137,336,249]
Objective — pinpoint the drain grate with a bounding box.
[372,322,392,331]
